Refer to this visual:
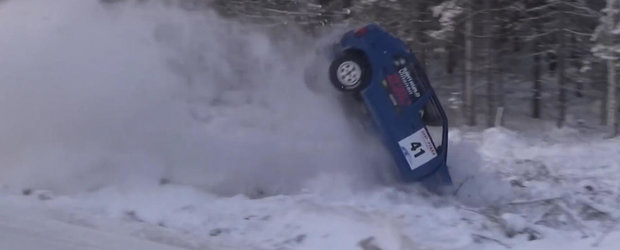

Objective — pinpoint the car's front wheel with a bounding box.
[329,52,370,92]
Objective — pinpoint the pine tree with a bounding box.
[517,0,602,127]
[593,0,620,136]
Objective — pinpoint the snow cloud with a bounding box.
[0,0,389,195]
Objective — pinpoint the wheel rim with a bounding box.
[336,61,362,88]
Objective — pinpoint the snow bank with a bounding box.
[445,128,515,207]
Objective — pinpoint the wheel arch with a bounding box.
[341,47,369,64]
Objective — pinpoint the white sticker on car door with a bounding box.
[398,128,438,170]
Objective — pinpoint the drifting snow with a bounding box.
[0,0,389,196]
[0,0,619,250]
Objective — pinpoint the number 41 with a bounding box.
[410,142,425,158]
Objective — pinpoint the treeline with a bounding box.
[209,0,620,136]
[101,0,620,136]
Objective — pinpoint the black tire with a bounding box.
[328,52,371,92]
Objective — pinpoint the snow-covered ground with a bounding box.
[1,0,619,249]
[1,127,619,250]
[0,196,188,250]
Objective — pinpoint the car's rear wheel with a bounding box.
[329,52,371,92]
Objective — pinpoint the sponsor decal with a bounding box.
[397,67,422,98]
[420,128,437,156]
[382,66,425,109]
[386,74,411,106]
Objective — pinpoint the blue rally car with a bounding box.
[328,24,452,186]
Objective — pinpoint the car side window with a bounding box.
[420,99,444,152]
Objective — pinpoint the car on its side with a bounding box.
[328,24,452,186]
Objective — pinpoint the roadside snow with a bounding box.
[2,126,619,250]
[2,130,620,250]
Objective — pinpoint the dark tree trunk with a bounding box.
[447,44,457,75]
[464,6,476,126]
[533,47,542,119]
[416,1,429,67]
[487,66,496,127]
[557,28,567,128]
[484,0,496,127]
[602,89,608,125]
[497,66,505,126]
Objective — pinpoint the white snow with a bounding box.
[0,0,619,250]
[0,200,187,250]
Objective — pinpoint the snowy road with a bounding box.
[0,215,186,250]
[0,199,188,250]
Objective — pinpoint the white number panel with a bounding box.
[398,128,438,170]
